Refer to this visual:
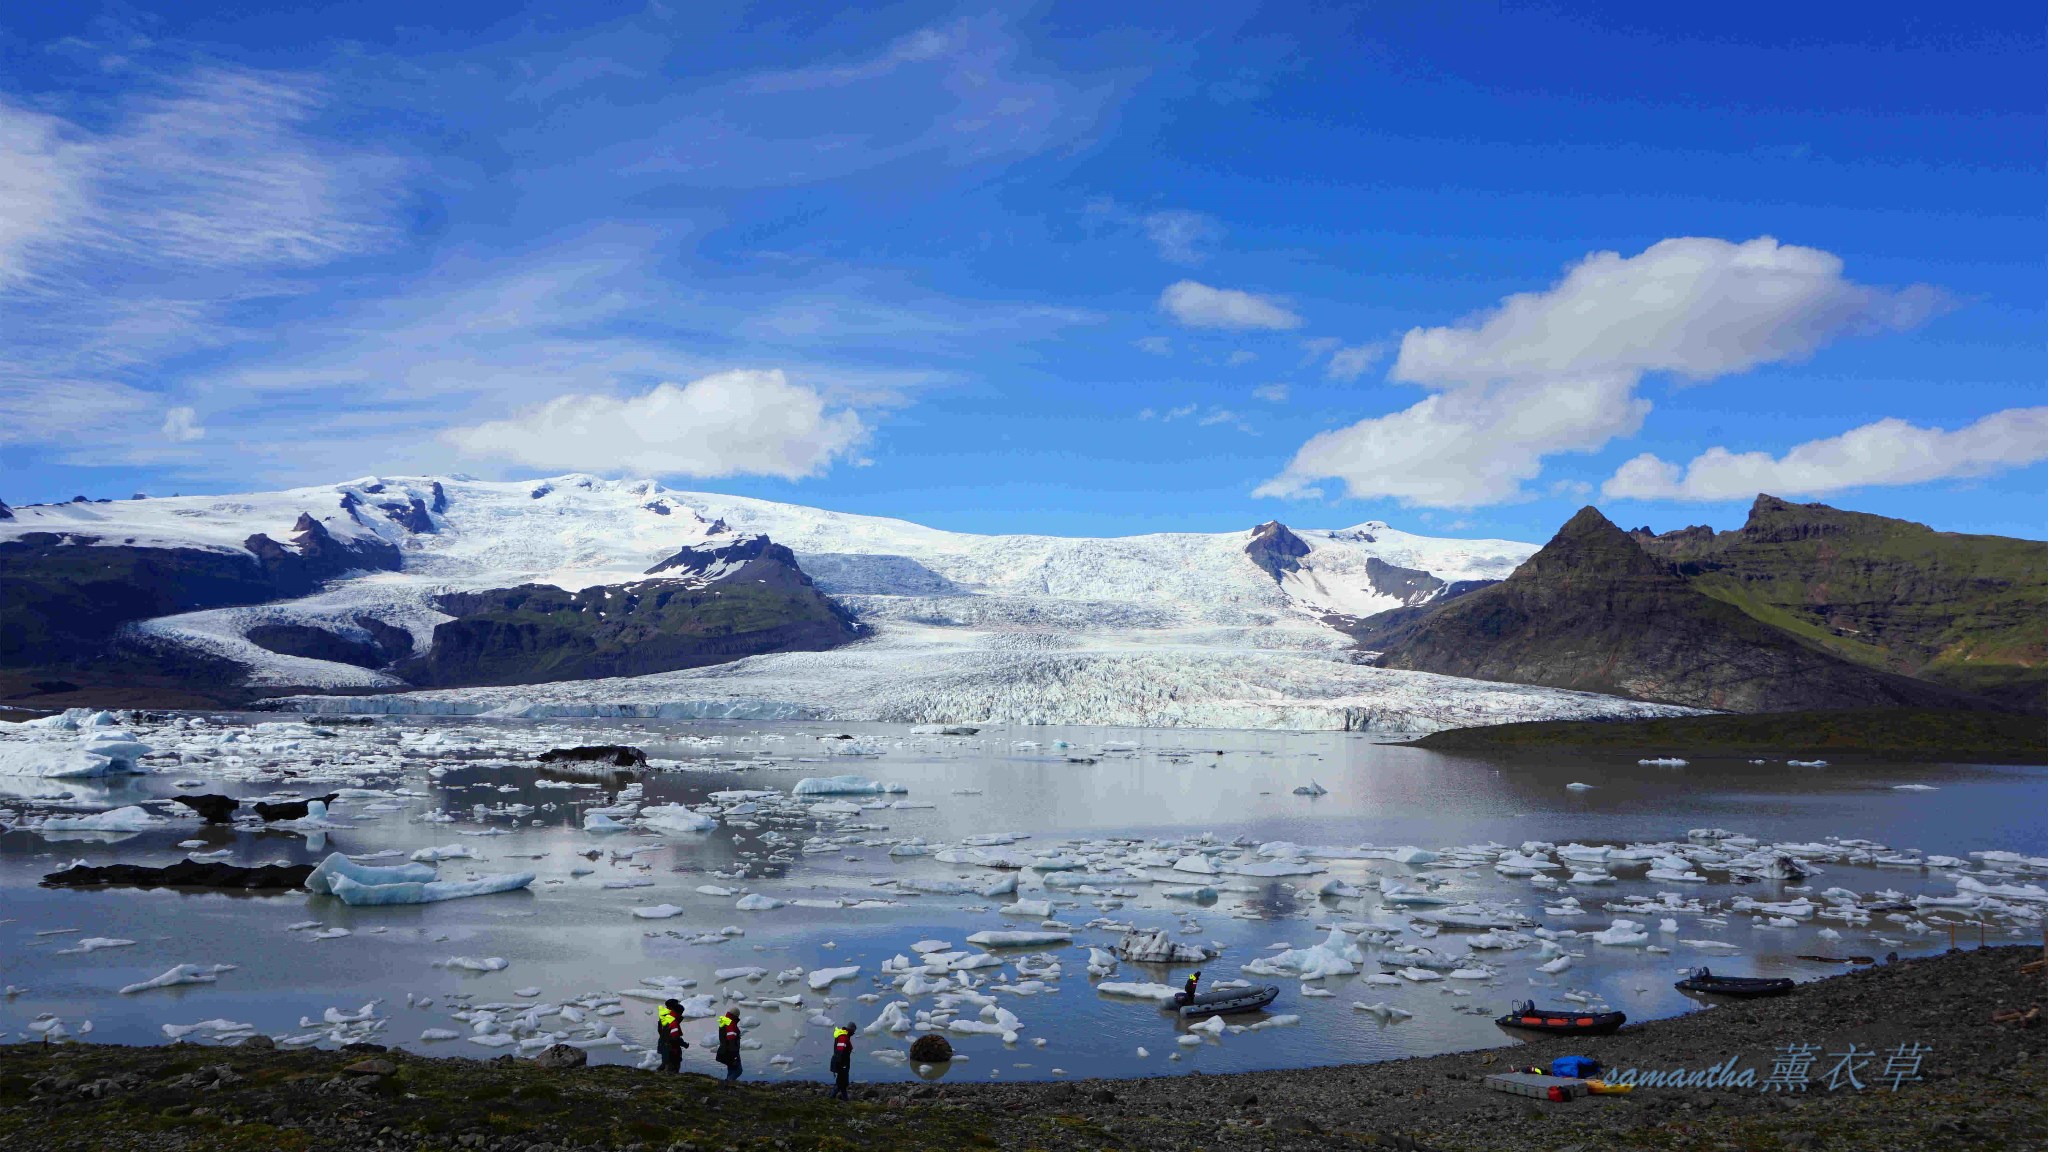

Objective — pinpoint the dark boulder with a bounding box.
[534,1044,587,1069]
[173,794,241,824]
[539,746,646,767]
[43,860,315,889]
[909,1035,954,1063]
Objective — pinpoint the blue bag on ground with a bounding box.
[1551,1056,1601,1078]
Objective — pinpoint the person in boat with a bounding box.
[1181,971,1201,1005]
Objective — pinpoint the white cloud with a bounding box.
[1259,236,1945,508]
[1226,350,1257,366]
[1392,236,1946,388]
[1255,375,1649,507]
[1142,210,1221,265]
[1603,408,2048,502]
[1158,280,1302,331]
[444,370,870,481]
[1324,343,1384,381]
[160,407,205,442]
[0,65,404,446]
[1134,335,1172,356]
[1253,383,1289,403]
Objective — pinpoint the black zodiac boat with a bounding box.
[1674,967,1795,998]
[1495,1000,1627,1036]
[1174,984,1280,1017]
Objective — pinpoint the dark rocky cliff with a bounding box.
[402,536,862,688]
[1371,506,1982,713]
[1633,495,2048,710]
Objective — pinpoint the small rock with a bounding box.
[238,1034,276,1051]
[534,1044,587,1070]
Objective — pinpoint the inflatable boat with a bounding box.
[1173,984,1280,1017]
[1495,1000,1627,1036]
[1674,968,1795,998]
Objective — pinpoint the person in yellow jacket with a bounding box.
[715,1011,743,1084]
[829,1022,857,1100]
[655,999,690,1073]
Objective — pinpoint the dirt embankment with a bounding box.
[3,946,2043,1152]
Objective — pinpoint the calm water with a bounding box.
[4,716,2043,1082]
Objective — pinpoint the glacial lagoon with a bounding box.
[4,713,2044,1082]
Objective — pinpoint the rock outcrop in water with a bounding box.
[42,860,315,889]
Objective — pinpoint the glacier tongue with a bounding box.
[9,472,1693,731]
[277,621,1691,732]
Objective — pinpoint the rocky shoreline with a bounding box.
[4,945,2043,1151]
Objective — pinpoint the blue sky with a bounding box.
[1,1,2041,542]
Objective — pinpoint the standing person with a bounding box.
[829,1022,857,1101]
[1181,970,1201,1006]
[656,999,689,1073]
[715,1011,743,1085]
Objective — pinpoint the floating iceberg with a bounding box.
[808,965,862,990]
[793,776,906,796]
[638,805,717,833]
[1114,928,1213,964]
[967,930,1071,948]
[0,732,152,779]
[326,870,534,906]
[120,963,236,995]
[1094,981,1178,1002]
[305,853,436,894]
[38,805,165,832]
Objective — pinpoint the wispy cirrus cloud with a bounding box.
[1142,210,1222,265]
[0,64,406,448]
[615,14,1115,186]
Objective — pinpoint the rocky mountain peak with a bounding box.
[1244,520,1311,582]
[1515,506,1669,580]
[645,533,802,583]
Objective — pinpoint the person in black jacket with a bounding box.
[715,1011,742,1084]
[1181,970,1201,1005]
[829,1022,857,1100]
[655,999,689,1073]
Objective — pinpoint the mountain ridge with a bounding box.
[1370,505,1992,713]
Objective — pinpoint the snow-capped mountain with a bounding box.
[0,475,1691,730]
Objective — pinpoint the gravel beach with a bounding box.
[4,944,2043,1152]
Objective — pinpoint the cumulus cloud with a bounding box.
[1142,210,1221,265]
[443,370,870,481]
[1604,408,2048,501]
[1258,236,1945,507]
[160,407,205,442]
[1158,280,1302,331]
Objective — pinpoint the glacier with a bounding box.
[4,473,1698,732]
